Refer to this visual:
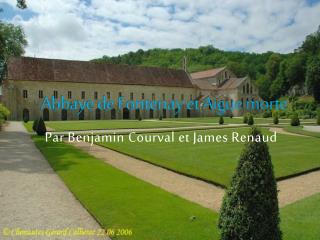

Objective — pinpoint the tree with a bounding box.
[285,53,307,87]
[17,0,27,9]
[0,22,27,82]
[32,119,39,131]
[218,127,281,240]
[300,26,320,56]
[306,56,320,102]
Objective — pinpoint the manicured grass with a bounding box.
[33,136,319,240]
[32,136,219,240]
[281,193,320,240]
[25,119,214,132]
[98,127,320,187]
[284,126,320,138]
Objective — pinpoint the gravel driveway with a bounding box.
[0,122,109,240]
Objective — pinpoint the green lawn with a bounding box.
[281,193,320,240]
[284,126,320,138]
[32,136,319,240]
[33,136,219,240]
[98,127,320,187]
[24,119,213,132]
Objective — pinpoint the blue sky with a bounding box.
[1,0,320,60]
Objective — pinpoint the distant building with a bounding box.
[1,57,259,121]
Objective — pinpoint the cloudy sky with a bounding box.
[1,0,320,60]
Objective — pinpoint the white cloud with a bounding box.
[3,0,320,60]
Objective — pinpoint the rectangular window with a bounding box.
[141,93,144,99]
[118,92,122,97]
[53,90,58,98]
[130,92,133,100]
[38,90,43,99]
[94,91,98,100]
[68,91,72,99]
[152,93,155,100]
[162,93,165,100]
[181,94,184,100]
[107,92,110,99]
[23,90,28,98]
[81,91,85,99]
[172,94,175,100]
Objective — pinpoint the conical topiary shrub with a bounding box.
[290,112,300,126]
[243,114,248,124]
[273,113,279,125]
[218,127,281,240]
[219,116,224,125]
[248,114,254,125]
[36,117,47,136]
[317,110,320,125]
[32,119,39,131]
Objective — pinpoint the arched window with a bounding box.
[96,108,101,120]
[111,109,116,119]
[123,108,130,119]
[61,109,67,121]
[43,108,49,121]
[22,109,29,122]
[250,86,253,94]
[246,83,249,94]
[149,109,154,119]
[79,110,84,120]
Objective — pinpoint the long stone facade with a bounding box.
[1,57,259,121]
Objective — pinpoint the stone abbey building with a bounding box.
[1,57,259,121]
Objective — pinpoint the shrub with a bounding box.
[0,104,10,119]
[290,112,300,126]
[248,114,254,125]
[218,127,281,240]
[138,115,142,121]
[243,114,248,124]
[273,112,279,125]
[159,115,163,120]
[317,110,320,125]
[262,110,272,118]
[229,112,233,118]
[36,117,47,136]
[32,119,39,131]
[219,116,224,125]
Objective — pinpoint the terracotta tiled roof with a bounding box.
[190,67,226,80]
[6,57,194,88]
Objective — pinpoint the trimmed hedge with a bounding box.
[218,127,281,240]
[219,116,224,125]
[36,117,47,136]
[290,112,300,126]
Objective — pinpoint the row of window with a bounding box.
[22,90,192,101]
[22,108,189,122]
[243,83,253,94]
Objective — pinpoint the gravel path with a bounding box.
[269,127,309,137]
[0,122,108,240]
[303,125,320,133]
[71,140,320,211]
